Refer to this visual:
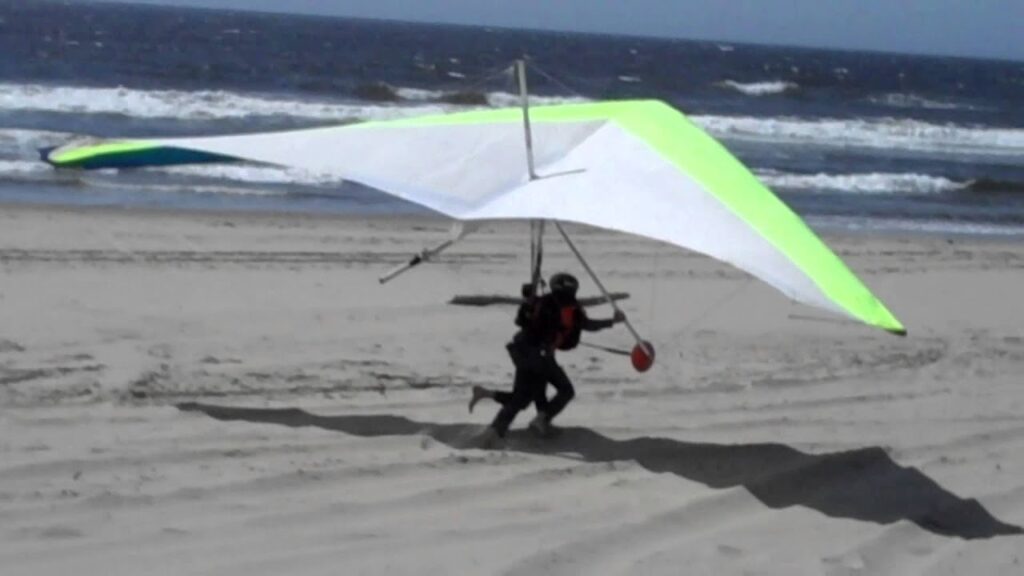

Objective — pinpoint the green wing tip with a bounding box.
[888,327,908,337]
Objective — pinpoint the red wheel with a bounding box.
[631,341,655,372]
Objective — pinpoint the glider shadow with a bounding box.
[177,401,1022,540]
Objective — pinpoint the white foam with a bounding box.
[869,93,982,111]
[150,164,339,186]
[0,153,332,193]
[153,184,287,197]
[0,159,307,195]
[756,170,968,195]
[809,215,1024,237]
[84,177,288,197]
[0,160,50,175]
[485,92,591,108]
[0,129,73,154]
[393,87,442,101]
[718,80,798,96]
[392,86,586,107]
[0,83,589,122]
[693,114,1024,156]
[0,83,450,121]
[618,75,642,84]
[6,83,1021,159]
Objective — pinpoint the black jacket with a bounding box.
[513,294,614,351]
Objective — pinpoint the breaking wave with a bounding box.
[0,83,587,123]
[756,170,968,195]
[485,92,590,108]
[810,215,1024,237]
[694,115,1024,157]
[868,93,984,112]
[0,83,450,121]
[0,128,73,157]
[150,164,339,186]
[6,82,1021,159]
[758,169,1024,196]
[8,82,1018,158]
[90,180,291,197]
[0,159,301,195]
[717,80,798,96]
[5,84,1024,205]
[0,159,50,175]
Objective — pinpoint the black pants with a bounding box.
[490,343,575,437]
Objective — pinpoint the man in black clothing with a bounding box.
[469,272,624,443]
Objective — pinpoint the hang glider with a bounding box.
[40,66,906,350]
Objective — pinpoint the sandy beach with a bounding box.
[0,204,1022,575]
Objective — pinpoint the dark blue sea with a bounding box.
[2,0,1024,235]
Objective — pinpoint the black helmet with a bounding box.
[549,272,579,297]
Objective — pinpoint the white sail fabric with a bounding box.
[45,101,905,333]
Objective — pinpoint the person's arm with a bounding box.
[515,284,538,328]
[581,309,625,332]
[514,301,532,328]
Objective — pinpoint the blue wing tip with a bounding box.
[38,146,58,166]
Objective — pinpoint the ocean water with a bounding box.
[2,0,1024,235]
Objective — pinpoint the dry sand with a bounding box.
[0,204,1022,575]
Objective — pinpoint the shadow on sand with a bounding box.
[177,402,1022,540]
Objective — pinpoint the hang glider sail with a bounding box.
[41,97,905,336]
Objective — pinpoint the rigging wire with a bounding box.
[449,62,518,96]
[447,59,752,358]
[679,276,755,334]
[530,62,758,345]
[521,60,669,358]
[647,246,661,335]
[528,61,592,101]
[583,276,755,358]
[578,341,632,356]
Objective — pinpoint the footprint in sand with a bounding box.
[823,553,866,571]
[716,544,744,558]
[0,338,25,353]
[38,526,84,539]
